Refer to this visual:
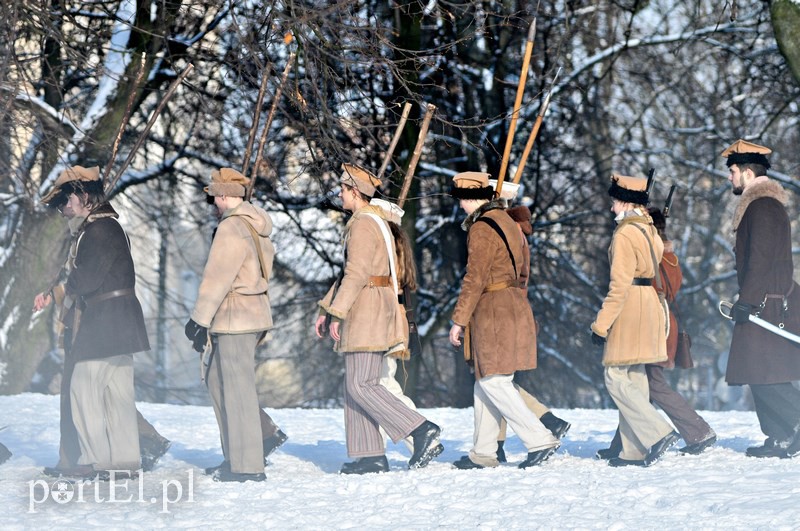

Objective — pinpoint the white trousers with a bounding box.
[70,355,140,470]
[470,374,558,466]
[605,365,674,460]
[379,356,416,452]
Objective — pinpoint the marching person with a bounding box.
[720,139,800,458]
[185,167,275,482]
[448,172,559,470]
[36,166,170,476]
[50,167,150,478]
[494,205,571,463]
[596,206,715,459]
[590,174,678,467]
[315,164,442,475]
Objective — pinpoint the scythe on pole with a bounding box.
[512,66,560,185]
[246,53,295,201]
[495,18,536,199]
[241,64,272,178]
[376,102,413,180]
[397,103,435,209]
[105,63,194,193]
[102,52,147,184]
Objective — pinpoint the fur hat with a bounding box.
[450,171,495,200]
[205,167,250,197]
[369,198,404,224]
[608,173,649,205]
[340,163,381,198]
[721,139,771,169]
[506,205,533,235]
[41,165,101,205]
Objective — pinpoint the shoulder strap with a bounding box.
[632,224,662,293]
[475,217,517,279]
[363,213,399,294]
[239,218,269,281]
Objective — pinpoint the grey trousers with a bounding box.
[207,333,263,474]
[646,365,714,445]
[605,365,673,460]
[750,382,800,441]
[344,351,424,458]
[70,354,140,470]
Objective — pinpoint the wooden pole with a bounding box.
[102,52,147,183]
[512,66,560,184]
[241,64,272,177]
[247,53,295,201]
[397,103,435,209]
[495,18,536,198]
[106,63,194,193]
[376,102,413,180]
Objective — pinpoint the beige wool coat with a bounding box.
[319,205,408,354]
[191,201,274,334]
[451,203,537,380]
[591,213,668,366]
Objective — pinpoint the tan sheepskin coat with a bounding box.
[591,213,667,366]
[451,202,537,380]
[319,205,408,353]
[191,201,274,334]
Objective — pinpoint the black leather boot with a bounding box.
[340,455,389,475]
[539,412,572,439]
[496,440,507,463]
[408,421,442,469]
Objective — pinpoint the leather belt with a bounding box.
[85,288,135,305]
[484,279,524,293]
[368,276,392,288]
[632,277,654,286]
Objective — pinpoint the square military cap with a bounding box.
[340,163,381,198]
[721,139,771,169]
[205,167,250,197]
[450,171,495,200]
[41,165,101,205]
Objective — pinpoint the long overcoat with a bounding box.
[66,203,150,361]
[318,205,407,354]
[591,213,667,366]
[726,178,800,385]
[451,202,537,380]
[192,201,274,334]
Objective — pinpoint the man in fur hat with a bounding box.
[448,172,560,470]
[721,139,800,458]
[316,163,442,474]
[36,166,170,476]
[35,166,151,477]
[591,174,678,467]
[185,167,277,482]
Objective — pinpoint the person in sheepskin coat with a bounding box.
[448,172,559,470]
[185,168,274,483]
[721,139,800,459]
[316,164,442,475]
[590,174,678,467]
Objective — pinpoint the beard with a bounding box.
[731,184,744,196]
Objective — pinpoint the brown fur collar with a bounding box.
[732,178,788,232]
[461,199,505,232]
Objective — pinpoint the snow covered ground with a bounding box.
[0,393,797,529]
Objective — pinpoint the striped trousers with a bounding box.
[344,351,425,457]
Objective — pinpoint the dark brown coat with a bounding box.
[66,203,150,361]
[451,202,537,380]
[653,246,682,369]
[727,179,800,385]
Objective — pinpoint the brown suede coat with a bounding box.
[653,245,682,369]
[451,202,537,380]
[191,201,274,334]
[319,205,407,353]
[591,213,667,366]
[726,178,800,385]
[66,203,150,361]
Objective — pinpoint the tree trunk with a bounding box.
[771,0,800,86]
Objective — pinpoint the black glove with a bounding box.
[591,331,606,346]
[184,319,208,353]
[732,301,754,324]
